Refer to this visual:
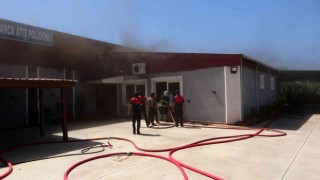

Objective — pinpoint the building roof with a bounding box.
[110,52,279,76]
[0,29,130,80]
[0,78,76,88]
[0,19,278,81]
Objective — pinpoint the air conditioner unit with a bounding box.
[132,63,146,74]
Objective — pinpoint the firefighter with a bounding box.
[147,92,159,126]
[128,92,142,134]
[173,90,185,127]
[159,91,169,121]
[139,91,150,127]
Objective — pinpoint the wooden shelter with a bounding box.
[0,78,76,141]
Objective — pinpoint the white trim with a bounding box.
[87,76,147,85]
[150,76,183,95]
[270,77,275,90]
[224,67,228,124]
[260,74,265,89]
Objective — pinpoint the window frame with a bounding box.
[260,74,265,89]
[121,79,147,106]
[270,77,275,90]
[150,76,183,97]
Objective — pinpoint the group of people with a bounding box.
[128,90,185,134]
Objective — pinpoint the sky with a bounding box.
[0,0,319,70]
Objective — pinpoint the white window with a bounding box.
[121,79,147,106]
[150,76,183,98]
[260,74,265,89]
[270,77,275,90]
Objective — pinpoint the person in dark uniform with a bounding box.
[159,91,169,121]
[139,91,150,127]
[128,92,142,134]
[173,90,185,127]
[147,92,158,126]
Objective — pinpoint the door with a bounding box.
[28,88,38,127]
[96,85,117,118]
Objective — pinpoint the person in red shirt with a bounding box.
[173,90,185,127]
[128,92,142,134]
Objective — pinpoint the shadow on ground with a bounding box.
[265,114,314,131]
[0,134,111,167]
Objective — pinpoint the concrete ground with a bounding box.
[0,114,319,180]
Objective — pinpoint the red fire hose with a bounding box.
[63,152,188,180]
[0,115,286,180]
[63,127,285,180]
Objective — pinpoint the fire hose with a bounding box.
[0,112,286,180]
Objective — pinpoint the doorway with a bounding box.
[156,82,167,101]
[96,84,117,118]
[168,82,180,96]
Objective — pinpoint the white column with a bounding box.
[72,70,76,119]
[224,66,228,124]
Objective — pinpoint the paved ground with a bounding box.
[0,114,319,180]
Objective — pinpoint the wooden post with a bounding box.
[39,88,45,137]
[61,88,68,141]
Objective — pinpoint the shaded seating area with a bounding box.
[0,78,76,141]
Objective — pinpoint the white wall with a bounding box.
[142,67,226,123]
[242,66,278,119]
[242,66,257,117]
[0,64,26,78]
[225,66,241,124]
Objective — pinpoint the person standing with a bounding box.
[147,92,158,126]
[139,91,150,127]
[159,91,169,121]
[128,92,142,134]
[173,90,185,127]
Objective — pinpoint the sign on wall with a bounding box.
[0,18,53,46]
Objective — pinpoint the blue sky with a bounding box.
[0,0,319,70]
